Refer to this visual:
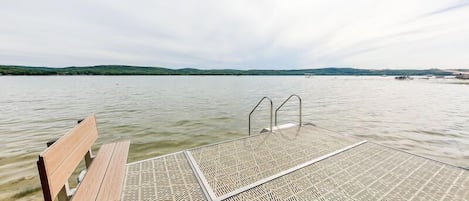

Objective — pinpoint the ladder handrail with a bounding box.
[249,97,273,136]
[275,94,302,126]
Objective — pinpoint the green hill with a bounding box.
[0,65,453,76]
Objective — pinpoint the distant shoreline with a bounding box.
[0,65,458,76]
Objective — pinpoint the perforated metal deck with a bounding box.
[122,152,206,201]
[121,125,469,201]
[224,142,469,201]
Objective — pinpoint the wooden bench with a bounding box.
[37,115,130,201]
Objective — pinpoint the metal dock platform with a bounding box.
[120,124,469,201]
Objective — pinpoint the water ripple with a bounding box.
[0,76,468,200]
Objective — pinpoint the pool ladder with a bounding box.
[248,94,302,136]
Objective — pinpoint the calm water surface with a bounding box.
[1,76,468,200]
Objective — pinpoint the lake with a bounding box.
[1,76,468,200]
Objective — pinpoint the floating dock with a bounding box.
[121,124,469,201]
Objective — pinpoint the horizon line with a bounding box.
[0,64,462,71]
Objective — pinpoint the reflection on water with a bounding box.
[0,76,468,200]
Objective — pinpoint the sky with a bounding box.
[1,0,469,70]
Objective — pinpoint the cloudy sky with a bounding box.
[1,0,469,69]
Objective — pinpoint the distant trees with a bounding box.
[0,65,453,76]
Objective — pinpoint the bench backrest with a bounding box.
[37,115,98,201]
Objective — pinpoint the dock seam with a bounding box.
[184,151,217,201]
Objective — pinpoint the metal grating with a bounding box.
[224,142,469,201]
[188,126,363,197]
[121,125,469,200]
[121,152,206,201]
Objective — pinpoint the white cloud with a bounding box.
[0,0,468,69]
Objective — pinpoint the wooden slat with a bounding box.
[41,115,98,173]
[96,141,130,201]
[39,115,98,199]
[48,133,97,198]
[71,143,116,201]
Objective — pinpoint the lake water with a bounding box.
[1,76,468,200]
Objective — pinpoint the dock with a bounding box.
[121,124,469,201]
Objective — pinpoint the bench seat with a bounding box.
[72,141,129,201]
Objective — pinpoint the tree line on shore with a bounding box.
[0,65,454,76]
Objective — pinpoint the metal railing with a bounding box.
[275,94,302,126]
[248,97,273,136]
